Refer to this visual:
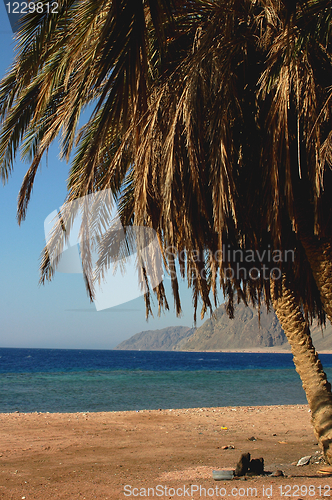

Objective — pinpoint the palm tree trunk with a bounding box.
[272,276,332,464]
[299,235,332,325]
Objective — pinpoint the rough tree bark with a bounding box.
[272,276,332,464]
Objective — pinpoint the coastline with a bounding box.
[179,347,332,354]
[0,404,328,499]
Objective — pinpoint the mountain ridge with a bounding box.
[115,326,196,351]
[115,303,332,352]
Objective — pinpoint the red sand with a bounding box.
[0,405,330,499]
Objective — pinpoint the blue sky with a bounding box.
[0,5,213,349]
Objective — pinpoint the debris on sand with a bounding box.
[235,453,251,476]
[235,453,265,477]
[248,457,264,475]
[317,466,332,476]
[270,470,284,477]
[296,455,311,466]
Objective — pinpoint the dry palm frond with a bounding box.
[0,0,331,322]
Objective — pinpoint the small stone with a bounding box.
[297,455,311,466]
[270,470,284,477]
[248,436,257,441]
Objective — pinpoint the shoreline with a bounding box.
[178,347,332,354]
[0,402,310,416]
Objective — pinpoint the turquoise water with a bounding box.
[1,367,328,413]
[1,349,332,412]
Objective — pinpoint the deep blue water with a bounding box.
[1,348,332,413]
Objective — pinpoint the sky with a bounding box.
[0,5,214,350]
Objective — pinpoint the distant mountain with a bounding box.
[310,322,332,352]
[178,303,332,351]
[115,326,196,351]
[115,303,332,352]
[178,303,287,350]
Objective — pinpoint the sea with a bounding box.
[1,348,332,413]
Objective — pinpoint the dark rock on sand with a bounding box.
[235,453,251,476]
[248,458,264,475]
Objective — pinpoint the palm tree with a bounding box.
[1,0,332,459]
[115,0,332,459]
[258,0,332,323]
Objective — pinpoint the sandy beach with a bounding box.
[0,404,331,499]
